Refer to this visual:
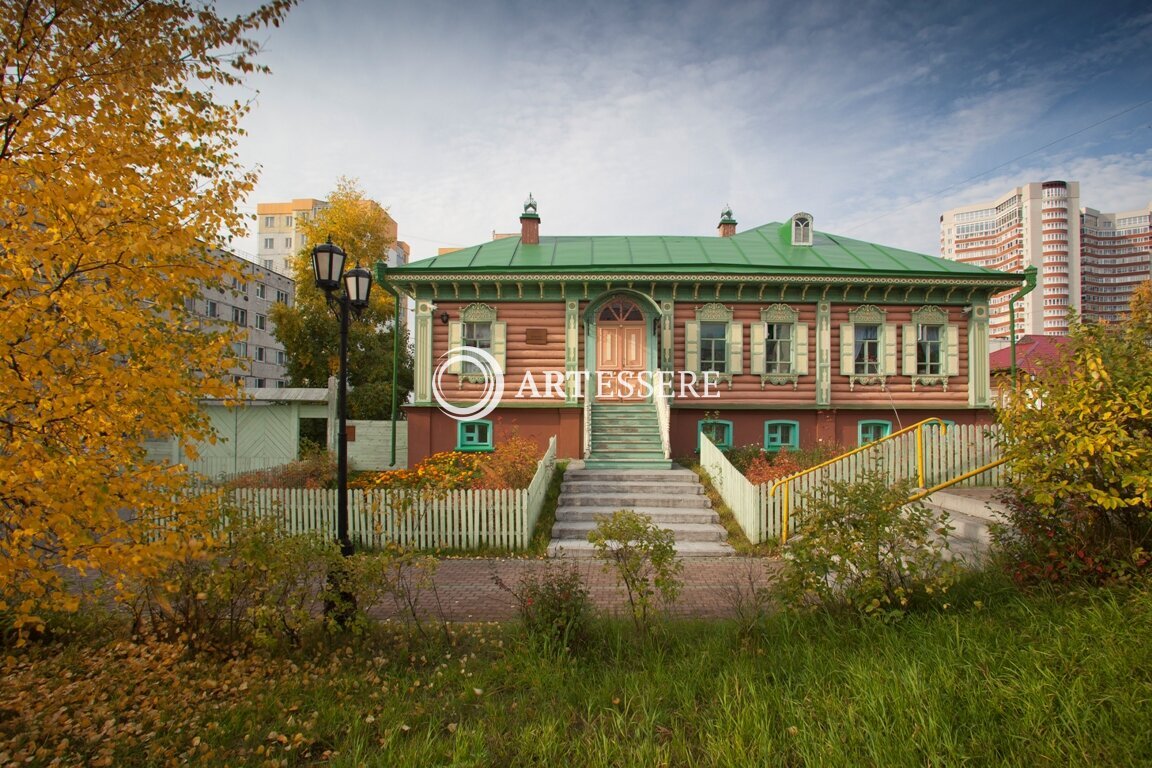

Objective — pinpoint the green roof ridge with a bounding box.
[391,221,1018,282]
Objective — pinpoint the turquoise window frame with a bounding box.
[858,420,892,446]
[697,419,733,451]
[456,420,494,452]
[763,420,800,452]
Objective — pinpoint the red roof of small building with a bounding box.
[989,335,1071,376]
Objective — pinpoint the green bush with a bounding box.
[995,284,1152,586]
[780,466,958,621]
[496,563,592,652]
[992,487,1152,587]
[223,448,337,489]
[589,509,683,634]
[723,443,766,474]
[127,515,343,650]
[347,543,445,643]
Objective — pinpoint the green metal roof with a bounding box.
[391,222,1018,283]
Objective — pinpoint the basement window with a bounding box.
[697,419,733,451]
[858,420,891,446]
[457,420,494,452]
[763,420,800,452]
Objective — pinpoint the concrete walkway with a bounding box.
[369,488,1007,624]
[371,556,781,623]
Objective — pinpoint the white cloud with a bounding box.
[221,0,1152,264]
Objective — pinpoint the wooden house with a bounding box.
[384,199,1022,468]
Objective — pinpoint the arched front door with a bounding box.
[595,297,646,401]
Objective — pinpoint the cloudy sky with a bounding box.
[222,0,1152,264]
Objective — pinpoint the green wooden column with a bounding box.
[967,300,991,407]
[565,300,580,402]
[660,300,674,370]
[815,300,832,407]
[413,298,434,405]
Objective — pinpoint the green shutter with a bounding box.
[839,324,854,375]
[685,320,699,372]
[902,323,916,376]
[946,324,960,377]
[448,321,462,374]
[794,323,809,375]
[750,322,765,375]
[883,323,898,376]
[727,322,743,375]
[492,321,507,371]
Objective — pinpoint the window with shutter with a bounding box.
[904,306,959,391]
[751,304,807,389]
[448,303,505,381]
[840,305,895,391]
[685,303,740,388]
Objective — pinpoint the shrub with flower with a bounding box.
[477,432,541,489]
[352,450,485,493]
[224,449,337,489]
[726,441,848,486]
[744,450,804,485]
[353,432,543,493]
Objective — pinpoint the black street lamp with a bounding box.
[311,237,373,563]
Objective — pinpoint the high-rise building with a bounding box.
[1080,204,1152,323]
[256,198,328,276]
[940,181,1150,344]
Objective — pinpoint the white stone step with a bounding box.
[548,539,736,558]
[551,520,727,543]
[562,481,703,496]
[556,506,719,524]
[566,469,699,482]
[561,492,711,509]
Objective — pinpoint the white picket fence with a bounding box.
[702,424,1005,544]
[700,434,765,544]
[227,436,557,551]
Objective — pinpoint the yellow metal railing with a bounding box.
[906,456,1009,504]
[770,418,947,544]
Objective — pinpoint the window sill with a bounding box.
[910,375,950,392]
[848,374,888,392]
[760,373,800,390]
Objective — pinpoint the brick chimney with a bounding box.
[520,193,540,245]
[717,205,737,237]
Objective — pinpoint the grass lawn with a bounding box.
[2,572,1151,767]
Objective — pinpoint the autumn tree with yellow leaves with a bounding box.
[996,281,1152,584]
[0,0,295,635]
[271,177,413,420]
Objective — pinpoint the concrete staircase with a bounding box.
[919,488,1008,563]
[548,467,735,557]
[585,401,672,470]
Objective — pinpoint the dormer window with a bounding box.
[791,212,813,246]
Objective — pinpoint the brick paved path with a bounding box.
[372,556,782,623]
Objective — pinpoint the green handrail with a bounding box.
[770,417,947,544]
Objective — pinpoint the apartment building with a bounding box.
[256,198,328,276]
[940,180,1150,344]
[1080,204,1152,323]
[191,250,296,388]
[257,197,410,276]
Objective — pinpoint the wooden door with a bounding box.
[595,299,646,401]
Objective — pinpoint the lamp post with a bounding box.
[311,237,373,562]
